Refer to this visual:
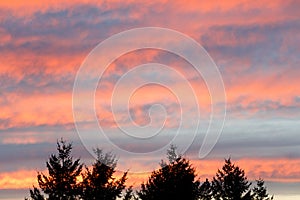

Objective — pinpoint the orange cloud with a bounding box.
[0,92,74,130]
[0,0,298,132]
[199,158,300,182]
[0,170,37,189]
[1,158,299,190]
[1,0,297,27]
[1,45,299,133]
[225,71,300,111]
[126,157,300,188]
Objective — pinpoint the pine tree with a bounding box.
[123,186,138,200]
[253,179,273,200]
[138,145,201,200]
[211,158,252,200]
[26,187,45,200]
[159,144,180,167]
[27,139,83,200]
[199,178,212,200]
[81,148,127,200]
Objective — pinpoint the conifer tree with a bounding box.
[211,158,252,200]
[253,179,273,200]
[80,148,127,200]
[138,145,201,200]
[27,139,83,200]
[199,178,212,200]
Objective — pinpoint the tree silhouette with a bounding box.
[27,139,83,200]
[27,187,45,200]
[211,158,252,200]
[138,145,201,200]
[159,144,180,168]
[25,140,275,200]
[253,179,273,200]
[80,148,127,200]
[123,186,138,200]
[199,178,212,200]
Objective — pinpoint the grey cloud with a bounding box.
[201,20,300,74]
[227,98,300,119]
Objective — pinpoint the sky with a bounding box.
[0,0,300,199]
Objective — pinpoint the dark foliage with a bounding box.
[199,178,212,200]
[26,140,128,200]
[26,140,275,200]
[138,157,201,200]
[26,187,45,200]
[211,158,252,200]
[123,186,138,200]
[27,139,83,200]
[138,146,201,200]
[253,179,273,200]
[80,148,127,200]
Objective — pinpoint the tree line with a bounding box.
[26,139,274,200]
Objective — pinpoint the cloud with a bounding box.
[1,157,300,190]
[0,170,37,189]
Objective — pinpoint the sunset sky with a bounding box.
[0,0,300,199]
